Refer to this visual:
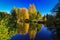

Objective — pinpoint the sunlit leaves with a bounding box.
[0,12,17,40]
[0,4,43,40]
[29,4,37,20]
[16,8,29,34]
[0,25,9,40]
[29,4,36,14]
[28,4,42,39]
[17,8,29,20]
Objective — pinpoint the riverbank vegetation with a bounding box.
[0,4,60,40]
[0,4,42,40]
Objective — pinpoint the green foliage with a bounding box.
[11,7,17,20]
[0,25,9,40]
[0,21,17,40]
[45,14,55,25]
[0,12,10,21]
[11,7,18,28]
[37,24,42,32]
[0,5,43,40]
[56,7,60,20]
[55,7,60,40]
[0,12,17,40]
[28,10,42,39]
[29,13,36,20]
[29,23,37,30]
[36,11,42,20]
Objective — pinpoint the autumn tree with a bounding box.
[17,8,29,34]
[29,4,37,20]
[17,8,29,23]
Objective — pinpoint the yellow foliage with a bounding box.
[17,22,29,34]
[28,29,37,39]
[23,23,29,34]
[16,8,30,34]
[17,8,29,20]
[29,4,37,14]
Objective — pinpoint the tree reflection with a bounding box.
[17,22,29,35]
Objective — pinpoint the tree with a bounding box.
[0,14,17,40]
[29,4,37,20]
[55,7,60,40]
[17,8,29,34]
[0,12,10,21]
[11,7,18,28]
[36,11,42,20]
[56,7,60,20]
[17,8,29,22]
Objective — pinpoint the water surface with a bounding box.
[11,24,52,40]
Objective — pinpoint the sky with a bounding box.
[0,0,58,15]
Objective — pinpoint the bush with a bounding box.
[0,16,17,40]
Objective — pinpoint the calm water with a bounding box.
[11,24,52,40]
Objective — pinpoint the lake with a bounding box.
[11,24,52,40]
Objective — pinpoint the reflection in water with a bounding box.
[17,8,29,34]
[15,6,43,40]
[44,23,58,40]
[17,22,29,34]
[28,23,37,40]
[35,24,52,40]
[11,24,52,40]
[17,21,42,40]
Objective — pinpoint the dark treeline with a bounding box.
[44,7,60,40]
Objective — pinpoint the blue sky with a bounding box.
[0,0,58,15]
